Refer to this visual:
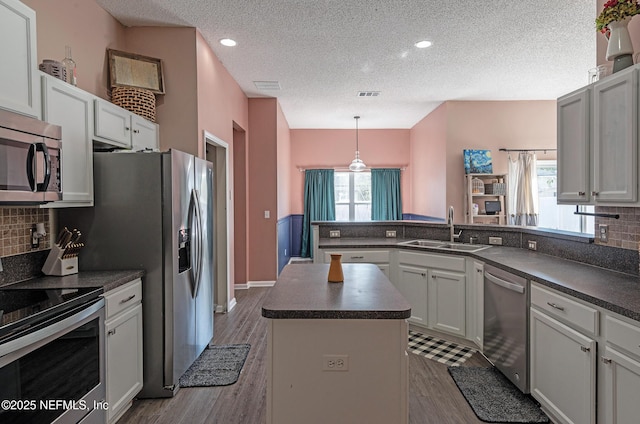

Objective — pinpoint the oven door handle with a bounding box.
[0,298,104,361]
[485,272,525,294]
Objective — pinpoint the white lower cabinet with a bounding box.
[396,251,466,337]
[601,346,640,424]
[104,279,143,424]
[320,249,390,278]
[428,269,465,336]
[530,307,597,424]
[396,263,428,325]
[471,261,484,349]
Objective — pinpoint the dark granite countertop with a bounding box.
[262,263,411,319]
[318,237,640,322]
[3,270,144,293]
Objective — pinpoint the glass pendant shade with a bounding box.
[349,116,366,172]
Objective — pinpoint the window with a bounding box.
[537,160,594,234]
[334,172,371,221]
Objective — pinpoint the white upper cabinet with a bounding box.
[94,98,159,150]
[0,0,41,118]
[557,65,639,206]
[41,73,94,206]
[592,69,637,203]
[557,87,591,204]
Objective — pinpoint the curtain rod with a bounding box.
[297,166,407,172]
[499,148,557,153]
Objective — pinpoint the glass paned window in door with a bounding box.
[537,160,594,234]
[335,171,371,221]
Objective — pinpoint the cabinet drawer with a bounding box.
[531,283,599,336]
[323,250,389,263]
[104,279,142,319]
[606,315,640,358]
[398,251,465,272]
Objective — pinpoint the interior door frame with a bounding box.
[203,130,235,312]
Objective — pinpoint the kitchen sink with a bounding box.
[398,239,491,253]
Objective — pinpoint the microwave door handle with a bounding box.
[36,142,51,192]
[26,143,37,192]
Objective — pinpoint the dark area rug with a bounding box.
[179,344,251,387]
[447,366,549,423]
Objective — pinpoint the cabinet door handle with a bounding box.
[108,328,116,336]
[119,294,136,304]
[547,302,565,311]
[476,269,483,273]
[591,191,599,196]
[578,191,585,196]
[125,126,130,131]
[421,273,427,277]
[602,357,612,364]
[350,256,364,259]
[580,346,591,353]
[133,129,140,134]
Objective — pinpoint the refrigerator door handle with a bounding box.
[190,189,203,298]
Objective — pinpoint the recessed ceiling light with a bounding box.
[220,38,237,47]
[415,40,433,49]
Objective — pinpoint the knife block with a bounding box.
[42,244,78,276]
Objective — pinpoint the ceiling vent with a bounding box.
[357,91,381,97]
[254,81,281,90]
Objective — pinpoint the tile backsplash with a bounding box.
[1,207,51,257]
[594,206,640,250]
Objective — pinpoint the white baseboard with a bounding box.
[228,297,237,311]
[234,280,276,290]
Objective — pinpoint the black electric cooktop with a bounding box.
[0,286,103,343]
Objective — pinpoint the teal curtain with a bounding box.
[371,168,402,220]
[301,169,335,258]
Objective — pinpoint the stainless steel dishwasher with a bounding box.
[483,264,529,393]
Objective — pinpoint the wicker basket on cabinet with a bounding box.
[110,87,156,122]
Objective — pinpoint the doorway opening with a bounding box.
[204,131,235,312]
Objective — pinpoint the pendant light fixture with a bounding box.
[349,115,366,172]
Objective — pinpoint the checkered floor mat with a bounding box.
[408,330,475,367]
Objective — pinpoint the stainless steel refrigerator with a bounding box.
[59,149,214,398]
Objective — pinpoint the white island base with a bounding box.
[267,318,408,424]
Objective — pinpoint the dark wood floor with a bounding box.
[118,287,498,424]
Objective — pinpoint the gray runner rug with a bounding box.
[448,367,549,423]
[179,344,251,387]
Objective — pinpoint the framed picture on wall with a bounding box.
[463,149,493,174]
[107,49,165,94]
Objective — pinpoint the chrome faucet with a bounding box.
[448,206,462,242]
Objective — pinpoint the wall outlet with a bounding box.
[386,230,397,238]
[322,354,349,371]
[527,240,537,251]
[488,236,503,245]
[329,230,341,238]
[599,224,609,243]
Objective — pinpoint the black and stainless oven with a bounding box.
[0,108,62,204]
[0,286,105,424]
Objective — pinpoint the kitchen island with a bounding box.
[262,263,411,424]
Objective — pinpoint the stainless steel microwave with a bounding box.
[0,109,62,204]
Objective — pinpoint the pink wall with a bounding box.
[289,129,411,215]
[409,103,448,219]
[23,0,126,99]
[125,27,199,154]
[277,103,291,219]
[407,101,556,222]
[248,98,278,281]
[446,101,557,222]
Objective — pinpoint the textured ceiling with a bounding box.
[95,0,597,129]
